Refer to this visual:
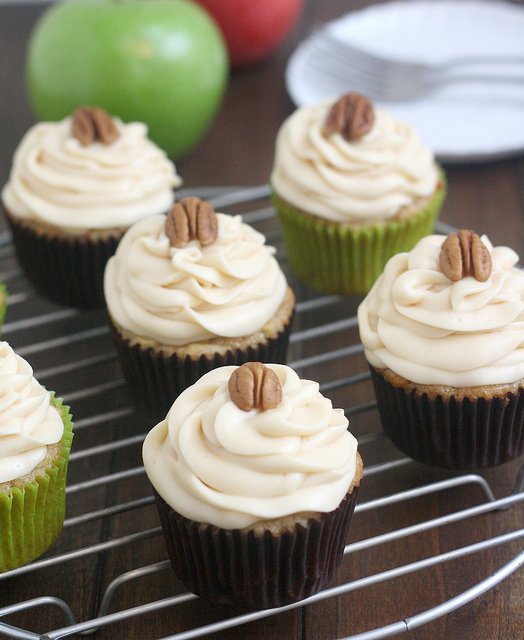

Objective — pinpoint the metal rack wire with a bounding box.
[0,186,523,640]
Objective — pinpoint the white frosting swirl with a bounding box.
[270,97,439,223]
[104,213,288,345]
[1,116,182,235]
[0,342,64,484]
[142,364,358,529]
[358,234,524,386]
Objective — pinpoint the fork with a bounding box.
[303,30,524,102]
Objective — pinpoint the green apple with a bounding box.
[26,0,229,160]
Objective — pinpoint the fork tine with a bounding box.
[317,67,384,95]
[306,32,432,101]
[310,44,378,77]
[308,48,384,84]
[309,35,399,97]
[304,29,524,103]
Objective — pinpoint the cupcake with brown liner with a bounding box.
[1,106,182,309]
[104,197,295,420]
[358,230,524,469]
[0,341,73,572]
[270,92,446,295]
[142,362,363,609]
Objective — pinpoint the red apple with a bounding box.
[195,0,303,68]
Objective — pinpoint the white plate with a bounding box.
[286,0,524,163]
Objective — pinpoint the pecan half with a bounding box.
[439,230,492,282]
[228,362,282,412]
[72,106,119,146]
[165,197,218,248]
[323,92,374,141]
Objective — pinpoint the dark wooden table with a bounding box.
[1,1,524,640]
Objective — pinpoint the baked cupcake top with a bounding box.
[358,231,524,387]
[142,363,359,529]
[0,341,64,485]
[270,93,440,223]
[1,107,182,235]
[104,198,289,346]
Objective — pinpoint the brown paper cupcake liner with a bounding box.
[109,314,294,421]
[271,176,446,296]
[0,397,74,572]
[5,209,122,309]
[153,483,360,610]
[370,367,524,469]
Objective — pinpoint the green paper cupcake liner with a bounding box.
[370,366,524,470]
[272,175,446,296]
[0,282,7,332]
[0,396,74,573]
[153,477,361,610]
[4,207,123,309]
[108,311,294,422]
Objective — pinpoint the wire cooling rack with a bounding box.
[0,186,523,640]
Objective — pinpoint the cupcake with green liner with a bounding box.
[358,231,524,469]
[104,197,295,420]
[270,92,446,296]
[142,362,363,609]
[0,341,73,572]
[1,106,182,309]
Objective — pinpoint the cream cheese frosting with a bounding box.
[358,234,524,387]
[104,212,288,345]
[1,116,182,235]
[142,364,358,529]
[0,342,64,484]
[270,96,439,223]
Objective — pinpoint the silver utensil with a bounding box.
[303,30,524,102]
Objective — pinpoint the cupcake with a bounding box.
[0,341,73,572]
[270,92,446,295]
[0,283,7,331]
[104,197,295,419]
[1,106,182,309]
[142,362,363,609]
[358,230,524,469]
